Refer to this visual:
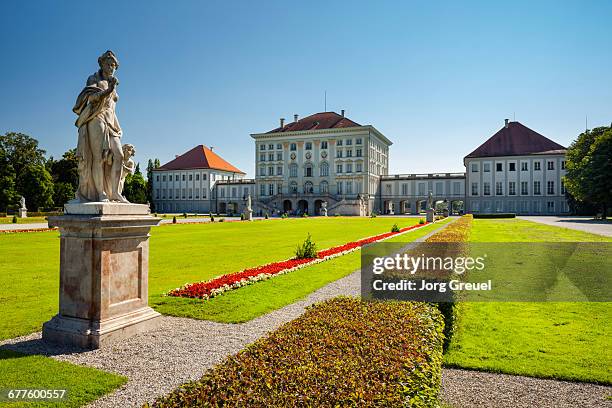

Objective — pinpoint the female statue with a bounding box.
[72,50,129,203]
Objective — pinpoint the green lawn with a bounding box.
[0,216,48,224]
[152,219,451,323]
[0,217,422,341]
[0,349,126,408]
[444,218,612,384]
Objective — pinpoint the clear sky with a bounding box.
[1,1,610,176]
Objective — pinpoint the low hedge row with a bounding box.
[425,214,473,350]
[473,213,515,218]
[149,297,444,408]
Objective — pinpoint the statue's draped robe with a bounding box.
[73,71,122,202]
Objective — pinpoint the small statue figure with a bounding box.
[118,144,136,202]
[427,191,433,210]
[320,201,328,216]
[19,196,26,210]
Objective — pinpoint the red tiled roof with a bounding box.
[465,121,566,159]
[266,112,361,133]
[159,145,245,174]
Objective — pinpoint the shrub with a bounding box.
[419,218,425,224]
[281,213,288,219]
[154,213,158,217]
[219,218,225,222]
[240,213,244,220]
[265,212,269,219]
[334,212,340,217]
[473,213,515,219]
[172,216,177,224]
[149,297,444,408]
[391,223,400,233]
[370,211,377,218]
[12,216,17,224]
[209,214,214,222]
[302,213,309,218]
[295,233,317,259]
[182,213,187,219]
[425,214,473,350]
[0,213,6,217]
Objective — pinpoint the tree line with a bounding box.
[0,132,160,212]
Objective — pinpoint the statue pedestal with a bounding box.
[42,202,161,349]
[426,209,435,223]
[244,209,253,221]
[18,208,27,218]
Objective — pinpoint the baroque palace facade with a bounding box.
[151,112,570,216]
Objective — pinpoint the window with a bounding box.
[182,188,186,199]
[483,163,491,172]
[188,188,193,199]
[268,153,274,161]
[290,143,297,151]
[320,162,329,177]
[268,166,274,176]
[260,153,265,161]
[162,189,166,199]
[289,164,298,177]
[561,160,566,170]
[260,184,265,196]
[277,152,282,161]
[521,162,528,171]
[509,163,516,171]
[169,188,173,198]
[356,148,362,157]
[346,149,353,157]
[162,175,166,182]
[277,183,282,194]
[155,189,159,199]
[418,183,426,196]
[277,143,282,149]
[268,183,274,195]
[346,181,353,194]
[336,150,343,158]
[402,183,408,195]
[336,164,343,173]
[337,139,343,146]
[345,163,352,173]
[496,163,503,172]
[561,181,566,195]
[321,141,328,149]
[436,182,443,195]
[182,174,186,181]
[471,182,478,196]
[156,175,159,182]
[453,182,461,195]
[547,161,554,170]
[196,174,199,181]
[305,165,312,177]
[260,144,265,151]
[346,139,352,146]
[534,181,541,195]
[483,182,491,196]
[277,166,283,175]
[268,144,274,150]
[496,181,503,195]
[175,190,179,199]
[534,162,541,171]
[356,138,362,145]
[547,181,555,194]
[195,189,199,199]
[356,163,362,172]
[471,163,478,173]
[521,181,528,195]
[320,181,328,193]
[508,182,516,195]
[259,166,265,176]
[305,142,312,150]
[547,201,555,212]
[337,181,343,194]
[203,174,207,180]
[290,181,297,193]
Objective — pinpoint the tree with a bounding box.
[0,148,17,212]
[146,158,161,208]
[123,163,147,204]
[564,125,612,219]
[17,164,54,211]
[48,148,79,207]
[0,132,47,177]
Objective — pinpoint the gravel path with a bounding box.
[518,215,612,237]
[2,219,610,407]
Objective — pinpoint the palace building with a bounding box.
[151,113,571,216]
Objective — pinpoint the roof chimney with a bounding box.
[341,109,345,117]
[504,118,509,128]
[280,118,285,128]
[294,114,299,123]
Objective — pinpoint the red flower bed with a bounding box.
[168,222,429,300]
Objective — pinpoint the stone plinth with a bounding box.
[42,203,161,349]
[426,209,435,223]
[244,209,253,221]
[18,208,27,218]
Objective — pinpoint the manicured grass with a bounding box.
[0,216,48,224]
[0,349,126,408]
[152,219,451,323]
[444,218,612,384]
[0,217,421,340]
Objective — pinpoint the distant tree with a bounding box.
[146,158,161,209]
[53,182,75,207]
[48,148,79,206]
[123,163,147,203]
[0,132,47,177]
[564,125,612,219]
[0,148,17,212]
[17,164,54,211]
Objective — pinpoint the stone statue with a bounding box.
[119,144,136,196]
[72,50,133,203]
[18,196,27,218]
[320,201,328,216]
[244,194,253,221]
[19,196,26,210]
[427,191,433,210]
[246,194,252,211]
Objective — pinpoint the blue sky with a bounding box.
[1,1,610,176]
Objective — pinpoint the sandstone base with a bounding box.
[426,209,435,223]
[43,202,161,349]
[18,208,27,218]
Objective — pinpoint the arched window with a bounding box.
[304,163,313,178]
[320,181,329,194]
[320,162,329,177]
[289,164,298,178]
[290,181,298,193]
[304,181,314,194]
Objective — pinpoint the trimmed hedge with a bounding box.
[473,213,515,219]
[149,297,444,408]
[425,214,473,350]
